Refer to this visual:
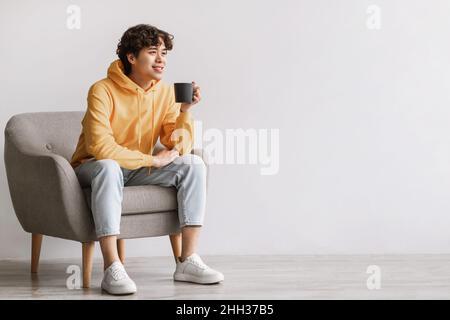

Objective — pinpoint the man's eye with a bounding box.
[148,50,167,55]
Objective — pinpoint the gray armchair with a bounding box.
[4,111,209,288]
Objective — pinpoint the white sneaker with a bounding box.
[174,253,224,284]
[101,261,137,295]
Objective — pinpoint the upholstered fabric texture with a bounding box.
[4,111,209,242]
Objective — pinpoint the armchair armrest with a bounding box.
[4,137,96,242]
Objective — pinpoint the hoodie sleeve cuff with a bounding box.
[178,110,193,121]
[143,154,153,167]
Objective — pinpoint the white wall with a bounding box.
[1,0,450,260]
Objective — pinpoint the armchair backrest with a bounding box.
[4,111,166,162]
[5,111,85,161]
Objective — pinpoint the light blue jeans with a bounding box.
[73,154,207,238]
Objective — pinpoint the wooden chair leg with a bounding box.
[117,239,125,264]
[31,234,43,273]
[169,233,182,264]
[82,241,95,288]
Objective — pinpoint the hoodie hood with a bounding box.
[107,59,161,94]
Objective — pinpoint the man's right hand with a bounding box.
[152,148,180,168]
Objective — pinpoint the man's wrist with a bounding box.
[151,156,159,168]
[180,103,192,113]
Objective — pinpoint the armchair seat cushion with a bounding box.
[82,185,178,215]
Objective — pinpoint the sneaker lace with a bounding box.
[190,256,209,270]
[110,264,127,281]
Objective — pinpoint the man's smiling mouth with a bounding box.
[152,66,164,72]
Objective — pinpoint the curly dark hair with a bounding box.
[116,24,174,75]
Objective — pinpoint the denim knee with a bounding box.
[93,159,124,185]
[173,154,206,176]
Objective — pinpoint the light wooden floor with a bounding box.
[0,255,449,299]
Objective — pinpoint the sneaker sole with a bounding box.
[173,273,224,284]
[101,282,137,295]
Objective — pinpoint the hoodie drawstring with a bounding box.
[136,88,142,150]
[136,88,155,176]
[147,91,155,175]
[134,88,156,176]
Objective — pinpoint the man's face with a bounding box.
[128,38,167,80]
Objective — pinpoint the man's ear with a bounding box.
[126,53,136,65]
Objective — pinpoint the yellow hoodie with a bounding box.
[70,59,194,173]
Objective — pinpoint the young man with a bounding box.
[70,24,223,295]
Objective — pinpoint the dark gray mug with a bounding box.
[174,83,194,103]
